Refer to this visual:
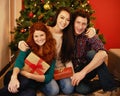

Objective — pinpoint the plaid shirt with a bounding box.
[72,33,106,71]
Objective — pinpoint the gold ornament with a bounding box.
[81,4,85,8]
[43,1,51,10]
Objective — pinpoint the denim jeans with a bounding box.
[40,79,59,96]
[75,50,117,95]
[41,78,74,96]
[58,78,74,94]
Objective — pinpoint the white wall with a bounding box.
[0,0,21,71]
[0,0,10,71]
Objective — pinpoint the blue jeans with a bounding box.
[75,50,117,95]
[40,78,74,96]
[58,78,74,94]
[40,79,59,96]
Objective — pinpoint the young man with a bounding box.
[70,9,117,95]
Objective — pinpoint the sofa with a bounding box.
[108,48,120,81]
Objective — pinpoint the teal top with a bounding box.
[14,50,55,83]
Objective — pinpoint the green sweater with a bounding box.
[14,50,55,83]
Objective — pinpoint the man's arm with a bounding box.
[71,50,108,86]
[81,50,108,74]
[18,41,29,51]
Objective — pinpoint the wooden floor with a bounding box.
[37,88,120,96]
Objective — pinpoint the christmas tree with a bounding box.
[9,0,105,53]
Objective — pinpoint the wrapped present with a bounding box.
[23,52,50,75]
[54,67,73,80]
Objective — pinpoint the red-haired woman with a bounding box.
[0,22,56,96]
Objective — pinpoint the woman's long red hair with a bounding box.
[26,22,56,64]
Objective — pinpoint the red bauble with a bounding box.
[87,0,90,4]
[41,0,44,3]
[49,17,53,21]
[21,29,25,33]
[29,12,34,18]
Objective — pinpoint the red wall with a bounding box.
[89,0,120,50]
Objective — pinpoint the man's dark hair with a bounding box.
[72,9,90,28]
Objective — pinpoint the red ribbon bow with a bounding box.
[25,59,44,75]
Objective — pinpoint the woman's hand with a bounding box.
[18,41,29,51]
[20,70,31,79]
[8,76,20,93]
[85,27,96,38]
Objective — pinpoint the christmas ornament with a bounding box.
[38,14,44,20]
[43,1,51,10]
[49,17,53,21]
[81,4,85,8]
[21,28,26,33]
[29,11,34,18]
[87,0,90,4]
[41,0,44,3]
[34,3,37,7]
[71,4,74,7]
[33,15,36,18]
[57,2,60,4]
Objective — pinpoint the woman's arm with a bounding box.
[8,50,29,93]
[8,67,20,93]
[85,27,96,38]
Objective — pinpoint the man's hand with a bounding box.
[71,70,86,86]
[18,41,29,51]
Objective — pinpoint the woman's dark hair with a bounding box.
[50,7,71,27]
[50,7,74,64]
[60,23,74,64]
[54,7,74,64]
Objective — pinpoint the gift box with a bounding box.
[54,67,73,80]
[23,52,50,75]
